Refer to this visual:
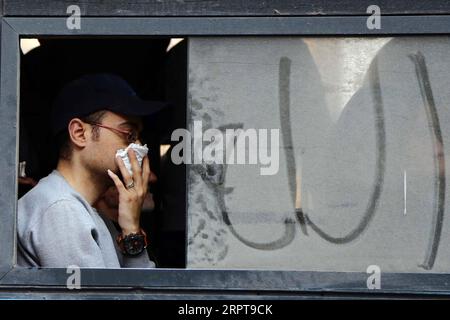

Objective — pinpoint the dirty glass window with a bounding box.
[187,37,450,272]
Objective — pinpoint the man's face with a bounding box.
[83,111,143,181]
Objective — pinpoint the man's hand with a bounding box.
[107,148,150,235]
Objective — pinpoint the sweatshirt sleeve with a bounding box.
[121,249,156,268]
[31,200,107,268]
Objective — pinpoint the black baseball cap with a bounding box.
[51,73,168,136]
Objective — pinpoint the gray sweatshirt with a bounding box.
[17,170,155,268]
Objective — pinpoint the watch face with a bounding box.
[123,234,146,256]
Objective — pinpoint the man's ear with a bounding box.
[67,118,89,148]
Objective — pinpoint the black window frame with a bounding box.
[2,16,450,297]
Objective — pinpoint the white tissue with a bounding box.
[115,143,149,175]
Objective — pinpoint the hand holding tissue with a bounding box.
[115,143,149,175]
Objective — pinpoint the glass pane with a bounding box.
[186,37,450,272]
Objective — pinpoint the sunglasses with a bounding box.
[86,122,139,144]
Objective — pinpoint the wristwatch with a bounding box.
[116,229,148,256]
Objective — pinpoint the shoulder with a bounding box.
[41,198,94,224]
[19,171,90,221]
[18,171,97,236]
[25,198,96,236]
[19,172,69,210]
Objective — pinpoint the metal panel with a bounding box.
[0,288,445,300]
[1,268,450,296]
[6,16,450,36]
[0,19,18,279]
[3,0,450,17]
[1,15,450,297]
[2,289,441,300]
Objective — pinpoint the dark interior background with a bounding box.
[18,38,187,268]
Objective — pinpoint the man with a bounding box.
[17,73,167,268]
